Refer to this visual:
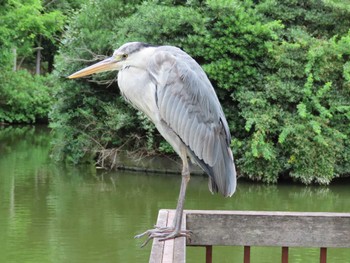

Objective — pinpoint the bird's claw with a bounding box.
[134,226,192,247]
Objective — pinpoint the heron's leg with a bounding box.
[162,156,190,237]
[134,155,191,247]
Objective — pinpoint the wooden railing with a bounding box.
[149,210,350,263]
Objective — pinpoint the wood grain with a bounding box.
[149,209,186,263]
[186,210,350,248]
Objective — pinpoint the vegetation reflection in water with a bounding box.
[0,126,349,263]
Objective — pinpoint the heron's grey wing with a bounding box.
[148,46,236,197]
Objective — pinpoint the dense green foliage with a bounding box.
[52,0,350,183]
[0,0,61,61]
[2,0,350,184]
[0,0,79,123]
[0,70,56,123]
[50,0,143,163]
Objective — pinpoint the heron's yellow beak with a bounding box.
[68,57,118,79]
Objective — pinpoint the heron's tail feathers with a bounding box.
[208,137,236,197]
[187,136,237,197]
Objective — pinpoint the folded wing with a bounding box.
[148,46,236,197]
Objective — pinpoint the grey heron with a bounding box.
[68,42,237,246]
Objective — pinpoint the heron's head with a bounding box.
[68,42,153,79]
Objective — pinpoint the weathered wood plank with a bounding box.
[162,211,175,263]
[149,209,168,263]
[149,210,186,263]
[185,210,350,248]
[173,211,186,263]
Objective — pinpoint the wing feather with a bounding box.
[171,95,184,132]
[206,130,215,165]
[177,102,188,134]
[160,85,172,121]
[182,108,192,145]
[148,46,236,197]
[193,123,203,159]
[188,116,198,148]
[163,88,176,121]
[199,123,208,159]
[168,95,178,126]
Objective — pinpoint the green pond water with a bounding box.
[0,125,349,263]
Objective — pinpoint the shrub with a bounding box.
[51,0,350,183]
[0,70,55,123]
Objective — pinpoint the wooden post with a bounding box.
[282,247,289,263]
[320,247,327,263]
[205,246,212,263]
[35,47,43,75]
[243,246,250,263]
[12,48,17,71]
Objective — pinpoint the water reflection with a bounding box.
[0,126,349,263]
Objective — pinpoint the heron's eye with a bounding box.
[122,54,128,59]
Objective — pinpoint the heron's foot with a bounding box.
[134,226,191,247]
